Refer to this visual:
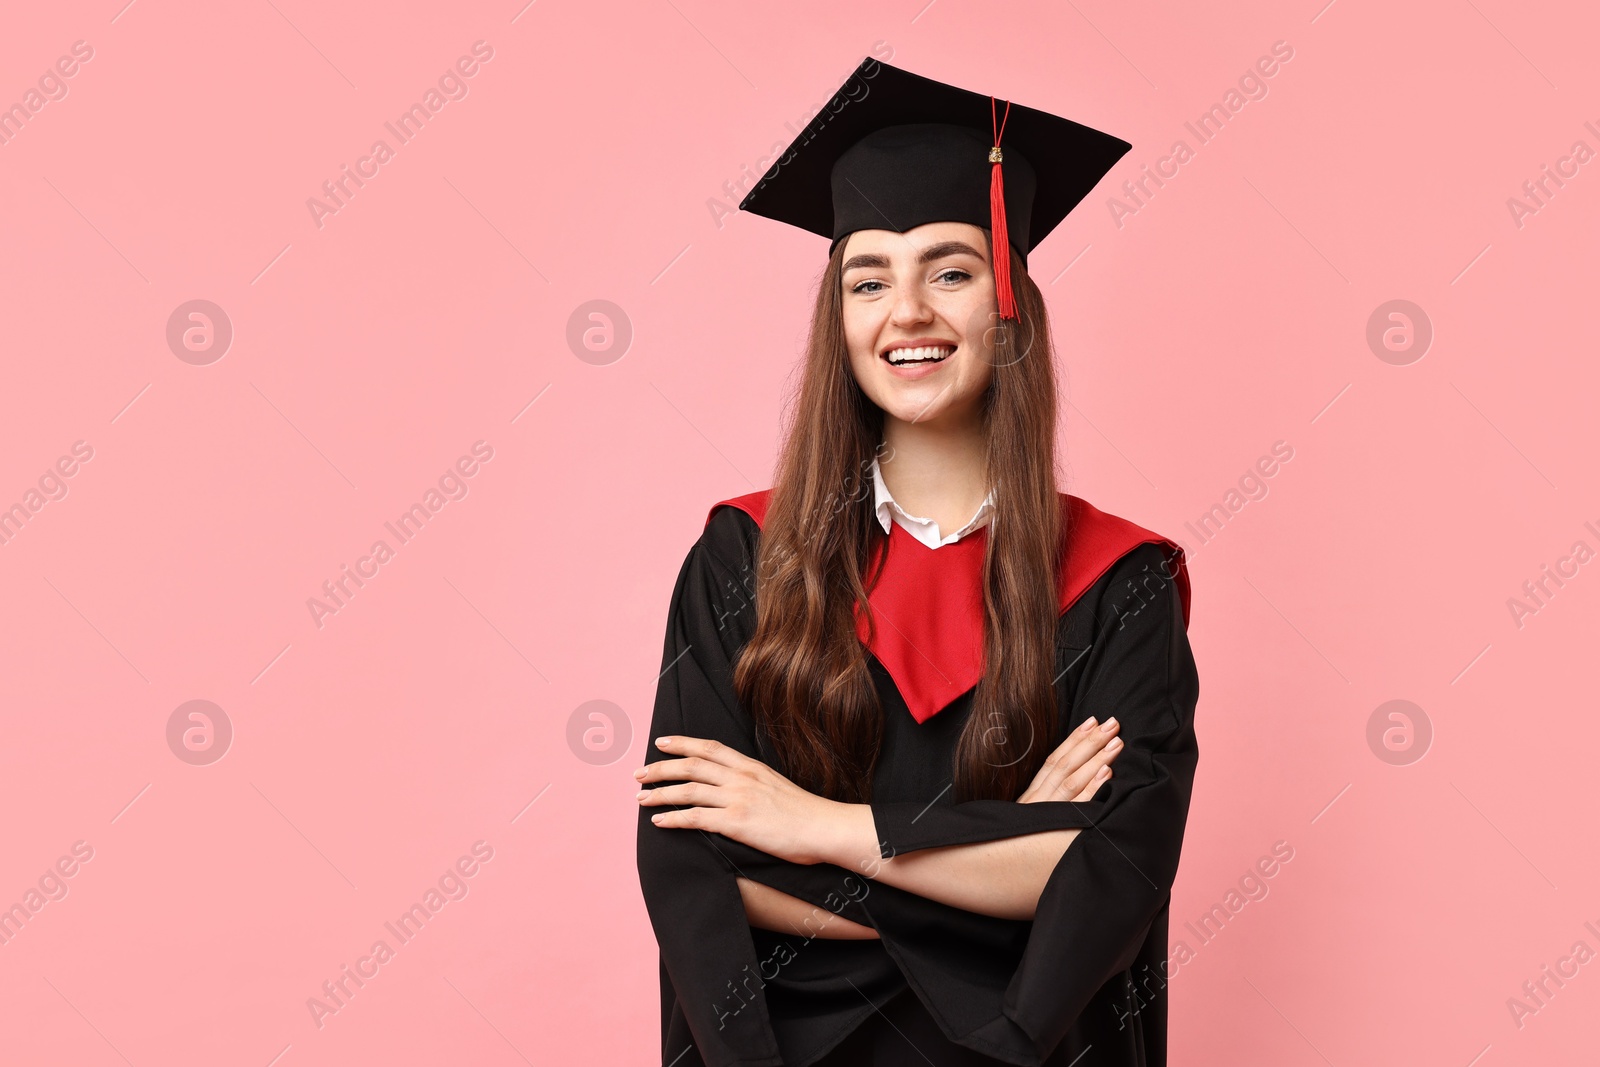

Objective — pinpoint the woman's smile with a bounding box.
[881,338,958,379]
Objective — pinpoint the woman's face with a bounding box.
[840,221,999,431]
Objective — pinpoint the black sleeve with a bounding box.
[1011,544,1198,1056]
[635,508,788,1067]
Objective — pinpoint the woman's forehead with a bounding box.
[842,222,990,261]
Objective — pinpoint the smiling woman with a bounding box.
[637,56,1200,1067]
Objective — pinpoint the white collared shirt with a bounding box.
[870,456,996,550]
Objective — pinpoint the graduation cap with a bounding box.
[739,57,1131,320]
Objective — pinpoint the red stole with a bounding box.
[704,490,1190,724]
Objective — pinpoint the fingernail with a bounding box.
[651,812,664,822]
[635,790,648,800]
[1096,765,1111,778]
[1082,717,1098,730]
[1100,717,1118,733]
[633,768,646,779]
[1106,737,1123,751]
[656,737,672,747]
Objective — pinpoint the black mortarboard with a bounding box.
[739,57,1131,320]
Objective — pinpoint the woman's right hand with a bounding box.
[1016,716,1122,803]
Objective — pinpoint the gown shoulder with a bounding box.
[1060,492,1192,630]
[705,488,773,531]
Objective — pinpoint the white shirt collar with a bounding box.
[870,456,996,550]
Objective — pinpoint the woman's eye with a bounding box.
[850,270,968,294]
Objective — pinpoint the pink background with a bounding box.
[2,1,1597,1064]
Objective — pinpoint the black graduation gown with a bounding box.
[637,494,1200,1067]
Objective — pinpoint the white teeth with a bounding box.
[885,345,955,365]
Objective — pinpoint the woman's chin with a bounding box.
[874,392,980,429]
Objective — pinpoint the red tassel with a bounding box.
[989,97,1017,321]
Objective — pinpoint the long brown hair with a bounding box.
[732,234,1062,804]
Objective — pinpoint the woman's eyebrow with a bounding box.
[917,240,987,263]
[842,241,988,273]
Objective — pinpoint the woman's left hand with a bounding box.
[634,735,842,865]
